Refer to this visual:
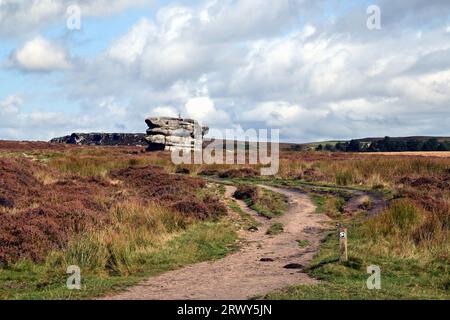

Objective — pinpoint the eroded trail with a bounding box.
[102,185,331,300]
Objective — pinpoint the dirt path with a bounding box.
[102,186,331,300]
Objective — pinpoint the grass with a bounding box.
[1,143,449,300]
[266,198,450,300]
[240,187,288,219]
[0,220,237,300]
[232,184,288,219]
[266,223,284,235]
[228,201,260,231]
[48,156,153,177]
[311,194,326,213]
[310,193,346,219]
[297,240,310,248]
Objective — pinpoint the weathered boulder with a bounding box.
[145,117,208,151]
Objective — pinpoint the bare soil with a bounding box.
[102,185,331,300]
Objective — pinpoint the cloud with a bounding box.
[2,0,450,141]
[0,0,151,38]
[153,106,178,118]
[108,19,155,64]
[184,96,230,126]
[0,95,22,117]
[0,95,71,140]
[62,0,450,141]
[8,37,71,72]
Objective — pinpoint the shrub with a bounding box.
[175,166,191,174]
[218,167,258,179]
[233,185,258,201]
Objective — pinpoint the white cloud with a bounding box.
[0,0,151,37]
[0,95,73,139]
[241,101,327,127]
[98,97,127,117]
[2,0,450,141]
[185,96,230,126]
[0,95,22,116]
[108,19,155,64]
[78,0,149,16]
[153,106,179,118]
[9,37,71,72]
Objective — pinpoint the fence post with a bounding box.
[339,226,348,262]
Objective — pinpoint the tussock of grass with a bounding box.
[297,240,310,248]
[364,199,424,237]
[228,201,260,230]
[251,189,288,219]
[311,193,345,218]
[233,185,288,219]
[335,170,354,186]
[266,223,284,235]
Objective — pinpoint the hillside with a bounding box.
[309,136,450,152]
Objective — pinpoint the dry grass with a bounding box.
[364,152,450,158]
[63,200,189,275]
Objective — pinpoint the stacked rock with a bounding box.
[145,117,209,151]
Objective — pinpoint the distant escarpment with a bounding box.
[50,133,146,146]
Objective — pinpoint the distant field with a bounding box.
[364,151,450,158]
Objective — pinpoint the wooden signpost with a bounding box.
[339,226,348,262]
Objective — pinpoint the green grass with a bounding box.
[266,207,450,300]
[266,223,284,235]
[230,184,288,219]
[0,220,237,300]
[250,188,288,219]
[228,201,260,230]
[297,240,310,248]
[309,193,346,219]
[311,195,326,213]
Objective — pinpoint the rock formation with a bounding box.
[50,133,146,146]
[145,117,209,151]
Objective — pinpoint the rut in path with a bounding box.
[101,185,331,300]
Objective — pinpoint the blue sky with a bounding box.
[1,0,449,142]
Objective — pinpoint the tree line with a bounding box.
[316,137,450,152]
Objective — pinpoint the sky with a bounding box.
[0,0,449,142]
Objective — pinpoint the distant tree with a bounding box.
[347,140,361,152]
[422,138,439,151]
[316,144,323,151]
[324,144,335,151]
[407,139,422,151]
[445,141,450,150]
[437,143,448,151]
[392,140,407,151]
[377,136,392,152]
[335,142,345,152]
